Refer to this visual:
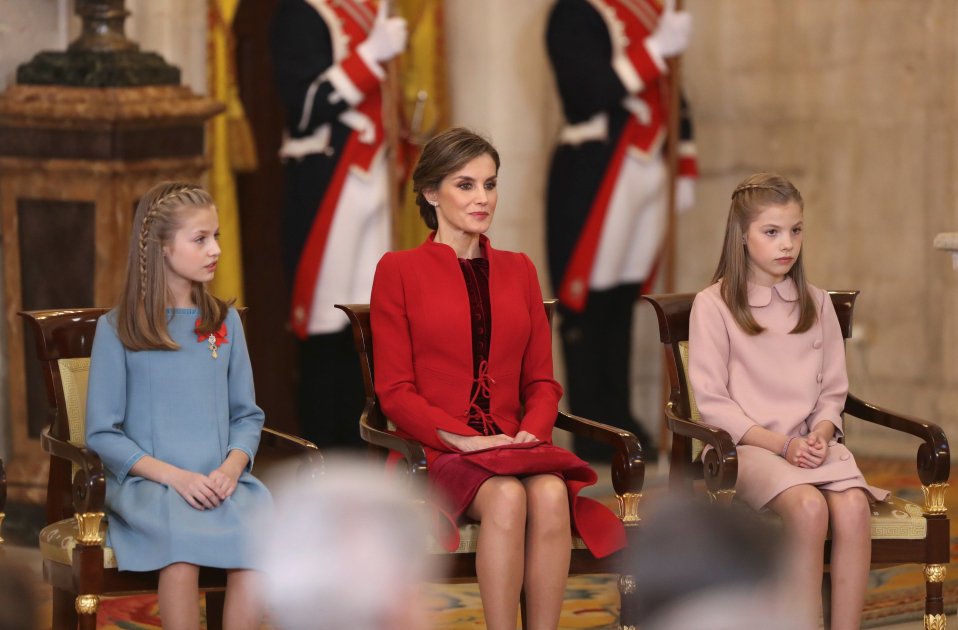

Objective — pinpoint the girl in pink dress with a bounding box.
[688,173,887,630]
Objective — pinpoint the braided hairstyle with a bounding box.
[712,172,816,335]
[116,181,229,351]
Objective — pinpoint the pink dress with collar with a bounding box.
[688,278,888,510]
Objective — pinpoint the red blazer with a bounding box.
[370,234,563,466]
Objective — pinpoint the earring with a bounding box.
[429,200,438,207]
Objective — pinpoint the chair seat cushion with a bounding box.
[40,517,117,569]
[748,493,927,540]
[867,494,926,539]
[427,523,590,554]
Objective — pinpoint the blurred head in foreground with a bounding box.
[256,457,433,630]
[630,496,803,630]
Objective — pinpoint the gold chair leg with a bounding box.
[75,594,100,630]
[614,494,641,630]
[921,483,948,630]
[618,574,638,630]
[924,564,947,630]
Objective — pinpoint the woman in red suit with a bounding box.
[371,128,624,630]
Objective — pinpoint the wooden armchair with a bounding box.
[336,300,646,629]
[642,291,951,629]
[19,308,323,630]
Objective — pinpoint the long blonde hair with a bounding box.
[712,173,816,335]
[116,181,229,350]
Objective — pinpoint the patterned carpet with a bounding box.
[22,458,953,629]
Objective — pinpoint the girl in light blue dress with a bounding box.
[86,181,271,630]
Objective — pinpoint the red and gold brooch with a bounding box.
[195,319,229,359]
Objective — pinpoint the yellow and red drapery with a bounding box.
[206,0,257,304]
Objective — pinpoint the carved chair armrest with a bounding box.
[359,401,429,480]
[665,403,738,495]
[554,411,644,496]
[40,428,106,517]
[844,393,950,487]
[260,427,321,454]
[259,427,324,478]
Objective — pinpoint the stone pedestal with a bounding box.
[0,84,222,503]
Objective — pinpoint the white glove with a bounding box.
[357,1,408,64]
[645,0,692,61]
[676,176,696,213]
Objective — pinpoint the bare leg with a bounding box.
[158,562,201,630]
[466,476,527,630]
[521,474,571,630]
[223,569,266,630]
[823,488,871,630]
[766,484,829,627]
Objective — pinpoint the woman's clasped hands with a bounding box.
[438,429,540,452]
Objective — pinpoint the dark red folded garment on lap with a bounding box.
[430,442,626,558]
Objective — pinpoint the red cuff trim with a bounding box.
[678,156,698,177]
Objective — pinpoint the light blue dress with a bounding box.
[85,307,271,572]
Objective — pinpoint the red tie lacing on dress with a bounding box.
[468,359,497,435]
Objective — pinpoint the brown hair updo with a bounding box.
[412,127,500,230]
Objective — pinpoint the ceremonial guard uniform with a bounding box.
[271,0,406,447]
[546,0,696,459]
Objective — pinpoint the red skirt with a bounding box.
[429,442,626,559]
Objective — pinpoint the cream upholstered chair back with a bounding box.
[677,340,705,461]
[59,358,91,447]
[55,356,92,482]
[19,309,107,449]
